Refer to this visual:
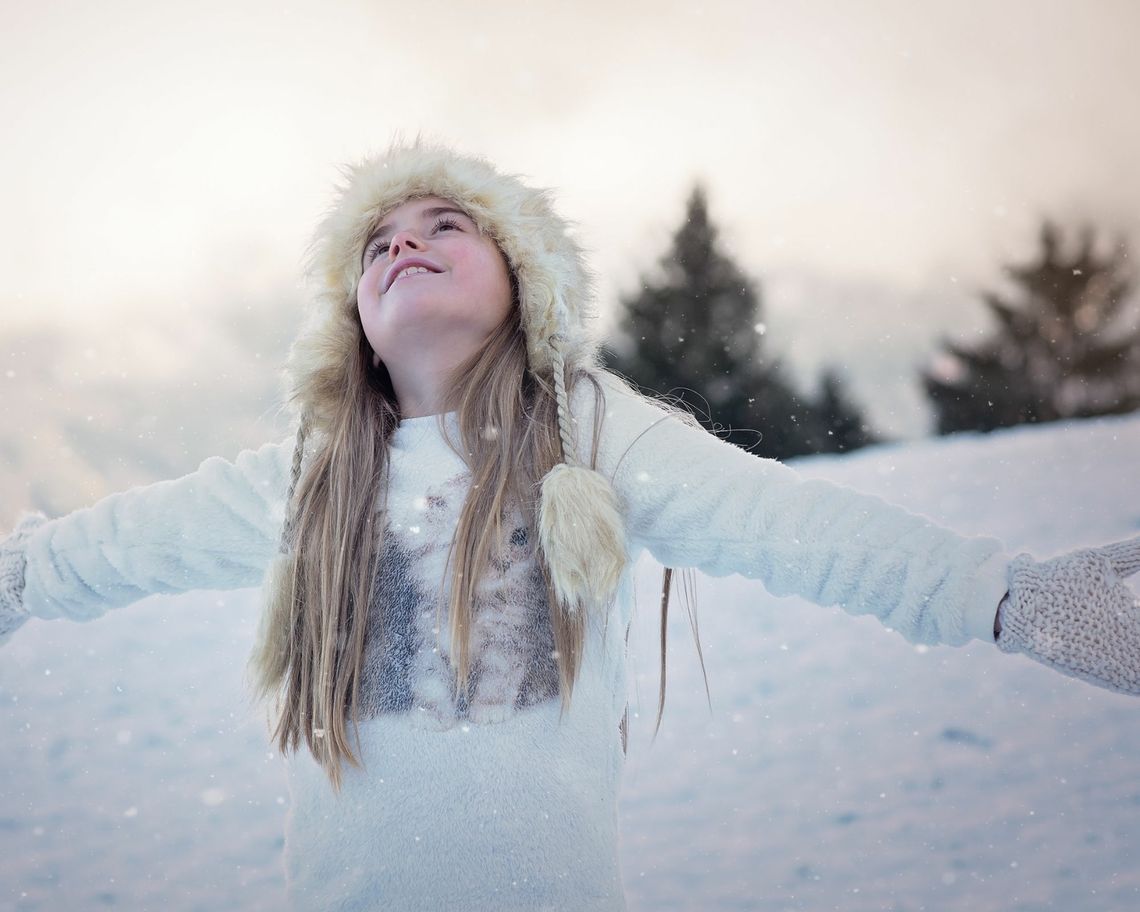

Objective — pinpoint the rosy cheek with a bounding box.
[358,264,381,302]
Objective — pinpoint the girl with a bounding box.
[1,140,1138,912]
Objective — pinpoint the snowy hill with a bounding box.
[2,412,1138,912]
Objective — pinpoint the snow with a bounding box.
[2,412,1139,911]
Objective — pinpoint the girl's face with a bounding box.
[356,196,514,368]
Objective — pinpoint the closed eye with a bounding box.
[362,216,465,268]
[363,237,389,265]
[433,216,462,234]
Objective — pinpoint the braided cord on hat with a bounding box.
[549,335,575,467]
[537,333,628,614]
[278,413,311,555]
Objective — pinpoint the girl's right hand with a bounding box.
[0,513,47,646]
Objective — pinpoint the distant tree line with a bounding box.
[922,220,1140,433]
[602,187,879,460]
[603,186,1140,459]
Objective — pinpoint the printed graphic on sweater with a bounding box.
[357,472,561,730]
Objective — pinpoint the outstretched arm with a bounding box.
[576,373,1012,647]
[578,374,1140,696]
[1,436,293,639]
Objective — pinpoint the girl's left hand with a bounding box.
[0,513,47,647]
[996,535,1140,695]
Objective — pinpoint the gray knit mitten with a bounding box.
[0,513,48,647]
[996,536,1140,695]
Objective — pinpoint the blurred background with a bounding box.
[3,0,1139,513]
[4,3,1140,911]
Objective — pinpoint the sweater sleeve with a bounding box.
[575,373,1012,646]
[21,437,294,622]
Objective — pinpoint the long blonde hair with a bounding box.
[248,259,703,793]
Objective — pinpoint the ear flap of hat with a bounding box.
[538,336,627,614]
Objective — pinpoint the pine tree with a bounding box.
[604,185,879,458]
[922,221,1140,434]
[816,368,880,452]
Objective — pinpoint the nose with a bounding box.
[388,229,424,260]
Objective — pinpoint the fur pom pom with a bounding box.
[538,463,627,614]
[247,551,297,704]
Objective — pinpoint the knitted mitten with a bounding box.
[0,513,48,647]
[996,535,1140,695]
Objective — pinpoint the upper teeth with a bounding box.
[396,265,432,281]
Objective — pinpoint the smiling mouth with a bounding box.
[395,265,434,281]
[389,266,439,290]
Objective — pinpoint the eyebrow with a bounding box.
[366,206,471,246]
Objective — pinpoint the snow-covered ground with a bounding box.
[2,412,1138,912]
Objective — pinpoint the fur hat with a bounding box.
[308,141,598,381]
[272,139,627,616]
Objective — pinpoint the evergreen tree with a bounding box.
[922,221,1140,434]
[604,185,879,458]
[816,367,880,452]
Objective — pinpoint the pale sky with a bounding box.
[3,0,1138,433]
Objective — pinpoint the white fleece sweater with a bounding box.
[20,373,1012,911]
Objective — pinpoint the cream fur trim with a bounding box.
[538,463,627,614]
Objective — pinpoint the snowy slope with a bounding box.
[2,412,1138,912]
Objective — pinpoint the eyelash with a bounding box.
[364,217,462,264]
